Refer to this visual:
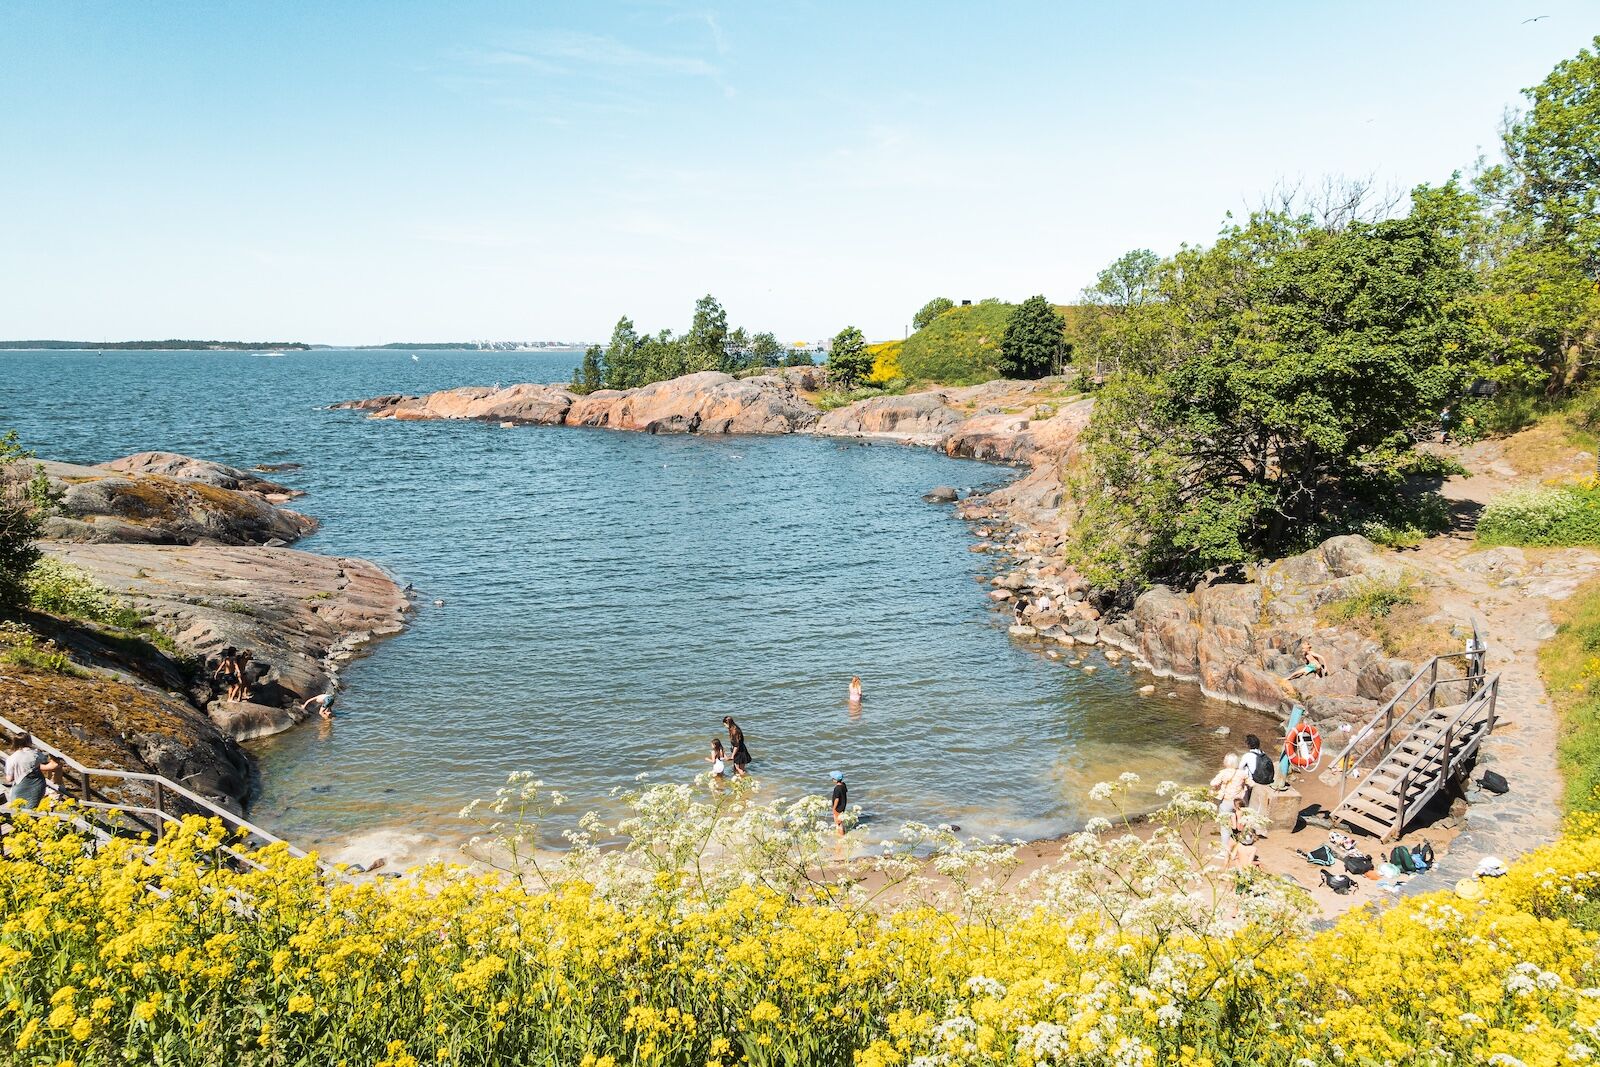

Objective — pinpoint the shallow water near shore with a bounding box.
[3,348,1268,849]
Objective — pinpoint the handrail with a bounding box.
[1397,673,1499,831]
[1335,647,1486,801]
[0,710,331,875]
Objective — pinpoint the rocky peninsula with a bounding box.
[8,451,409,811]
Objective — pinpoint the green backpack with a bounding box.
[1390,845,1430,874]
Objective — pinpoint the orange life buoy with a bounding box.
[1286,721,1322,770]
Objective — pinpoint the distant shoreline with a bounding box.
[0,341,590,352]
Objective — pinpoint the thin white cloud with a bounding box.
[530,31,718,78]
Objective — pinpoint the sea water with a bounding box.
[2,349,1260,849]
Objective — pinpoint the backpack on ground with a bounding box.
[1250,749,1275,786]
[1342,853,1374,875]
[1480,770,1509,795]
[1389,846,1422,874]
[1321,869,1356,894]
[1414,841,1435,868]
[1298,845,1337,867]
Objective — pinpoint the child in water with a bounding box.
[848,676,863,704]
[707,738,727,782]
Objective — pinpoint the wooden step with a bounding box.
[1332,805,1392,838]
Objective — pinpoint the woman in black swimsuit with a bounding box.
[722,716,752,777]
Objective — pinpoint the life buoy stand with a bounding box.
[1286,721,1322,771]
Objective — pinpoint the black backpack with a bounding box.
[1321,869,1356,894]
[1250,749,1275,786]
[1343,853,1374,875]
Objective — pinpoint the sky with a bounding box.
[1,2,1596,345]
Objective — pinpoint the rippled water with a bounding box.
[3,349,1261,849]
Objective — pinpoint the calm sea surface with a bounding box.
[2,349,1259,850]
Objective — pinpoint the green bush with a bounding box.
[1477,483,1600,546]
[0,620,84,675]
[25,557,144,629]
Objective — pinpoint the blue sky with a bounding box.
[1,2,1595,345]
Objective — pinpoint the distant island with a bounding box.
[1,340,588,352]
[2,339,312,351]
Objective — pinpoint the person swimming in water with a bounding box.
[848,676,862,704]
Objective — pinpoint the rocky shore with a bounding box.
[334,369,1596,748]
[9,451,409,811]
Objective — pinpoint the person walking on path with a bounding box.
[3,731,54,810]
[829,771,849,836]
[1208,753,1247,857]
[722,717,752,777]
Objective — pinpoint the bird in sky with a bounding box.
[1522,14,1549,22]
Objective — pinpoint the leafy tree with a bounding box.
[828,327,871,388]
[685,294,728,374]
[1074,249,1168,377]
[1501,35,1600,275]
[1067,192,1476,586]
[723,326,751,371]
[912,297,954,331]
[999,295,1065,379]
[750,332,784,367]
[601,316,642,390]
[570,345,604,394]
[0,432,48,609]
[782,350,815,367]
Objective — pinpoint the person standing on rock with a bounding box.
[3,732,53,810]
[722,716,752,777]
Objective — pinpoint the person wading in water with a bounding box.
[722,716,752,777]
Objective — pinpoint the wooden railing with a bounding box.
[1334,646,1488,803]
[0,711,329,875]
[1396,673,1500,832]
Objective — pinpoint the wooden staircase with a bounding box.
[0,711,331,876]
[1328,648,1499,841]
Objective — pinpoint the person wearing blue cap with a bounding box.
[829,771,848,836]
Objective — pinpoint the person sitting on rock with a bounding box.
[1286,640,1327,681]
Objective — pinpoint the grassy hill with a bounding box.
[896,302,1015,385]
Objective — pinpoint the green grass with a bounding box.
[23,557,181,659]
[1323,576,1418,623]
[898,302,1015,385]
[0,621,86,676]
[814,381,909,411]
[1545,577,1600,812]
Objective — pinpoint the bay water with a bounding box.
[2,349,1259,851]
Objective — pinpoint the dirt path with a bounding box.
[1390,435,1600,891]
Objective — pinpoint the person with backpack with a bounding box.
[1239,734,1275,799]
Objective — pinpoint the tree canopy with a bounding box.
[0,432,47,608]
[828,327,872,389]
[1066,191,1477,585]
[998,295,1065,379]
[912,297,955,331]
